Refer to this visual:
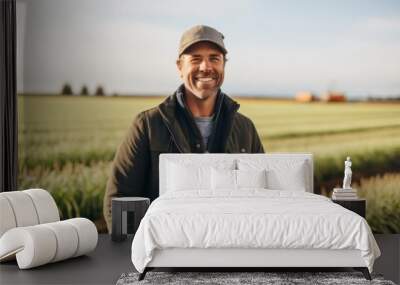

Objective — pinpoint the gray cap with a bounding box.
[179,25,227,56]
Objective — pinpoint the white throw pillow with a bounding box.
[167,162,211,191]
[238,159,308,191]
[211,168,268,190]
[236,169,267,189]
[165,158,236,193]
[211,168,236,190]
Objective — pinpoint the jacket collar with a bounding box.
[158,84,239,153]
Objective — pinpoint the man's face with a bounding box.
[177,41,225,100]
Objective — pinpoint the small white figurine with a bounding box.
[342,156,352,189]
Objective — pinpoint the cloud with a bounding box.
[345,16,400,45]
[225,40,400,95]
[363,16,400,31]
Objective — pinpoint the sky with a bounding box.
[17,0,400,97]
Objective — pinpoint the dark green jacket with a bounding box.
[103,87,264,232]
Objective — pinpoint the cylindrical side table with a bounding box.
[111,197,150,242]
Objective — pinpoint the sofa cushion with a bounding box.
[0,218,97,269]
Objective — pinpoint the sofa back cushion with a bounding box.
[0,189,60,238]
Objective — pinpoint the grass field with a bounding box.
[357,173,400,234]
[17,95,400,233]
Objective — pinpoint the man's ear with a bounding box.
[176,58,182,69]
[176,58,183,78]
[223,56,228,67]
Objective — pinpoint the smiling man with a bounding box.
[103,25,264,233]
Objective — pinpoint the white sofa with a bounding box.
[0,189,98,269]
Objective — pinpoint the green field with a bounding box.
[18,95,400,233]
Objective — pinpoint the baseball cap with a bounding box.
[178,25,227,56]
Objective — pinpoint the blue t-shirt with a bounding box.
[194,115,215,149]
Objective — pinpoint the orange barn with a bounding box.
[322,91,347,102]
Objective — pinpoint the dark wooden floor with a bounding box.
[0,234,398,284]
[374,234,400,284]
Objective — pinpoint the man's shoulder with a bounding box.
[233,111,256,127]
[133,95,173,123]
[136,106,160,120]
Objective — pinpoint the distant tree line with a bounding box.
[60,83,106,96]
[367,96,400,102]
